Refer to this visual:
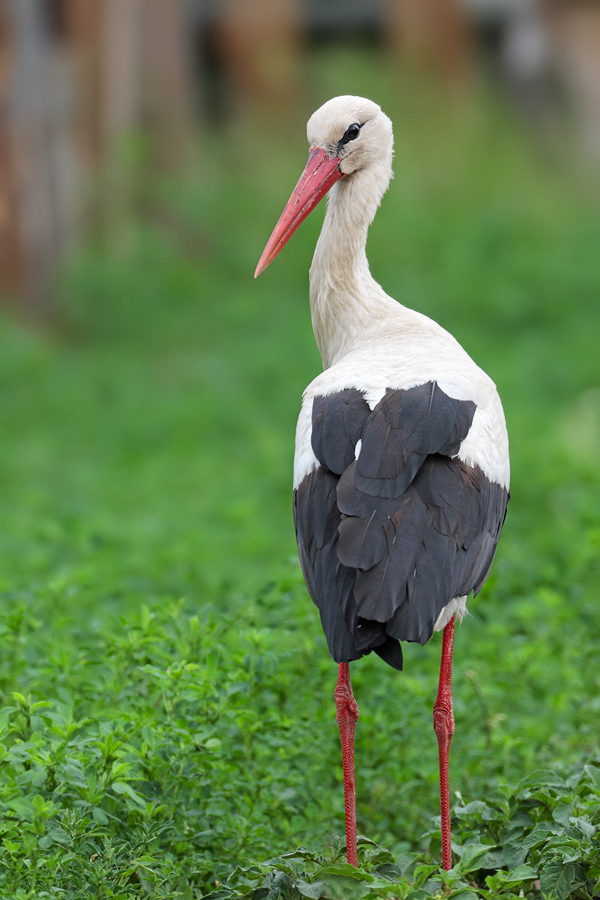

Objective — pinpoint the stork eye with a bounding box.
[340,123,361,146]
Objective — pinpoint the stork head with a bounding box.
[307,95,393,177]
[255,95,393,277]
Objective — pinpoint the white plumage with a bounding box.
[294,95,508,495]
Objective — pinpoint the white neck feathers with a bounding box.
[309,158,398,368]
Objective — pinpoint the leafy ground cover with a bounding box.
[1,48,600,897]
[4,592,600,899]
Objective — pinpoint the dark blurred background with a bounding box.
[1,0,600,313]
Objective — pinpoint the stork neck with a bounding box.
[309,169,394,369]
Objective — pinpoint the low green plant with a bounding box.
[3,589,600,897]
[209,764,600,900]
[0,596,309,895]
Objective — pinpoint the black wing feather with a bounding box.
[294,382,508,669]
[311,389,371,475]
[294,466,398,666]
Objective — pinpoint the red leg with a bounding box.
[335,662,359,866]
[433,616,455,871]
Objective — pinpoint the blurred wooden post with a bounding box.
[101,0,144,154]
[3,0,57,313]
[215,0,302,118]
[0,0,199,310]
[94,0,197,232]
[62,0,195,168]
[144,0,196,170]
[60,0,104,164]
[543,0,600,158]
[384,0,473,85]
[0,1,22,298]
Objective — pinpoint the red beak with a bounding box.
[254,146,344,278]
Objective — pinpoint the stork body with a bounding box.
[255,96,509,871]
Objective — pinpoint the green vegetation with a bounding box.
[1,50,600,897]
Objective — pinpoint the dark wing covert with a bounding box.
[293,383,508,670]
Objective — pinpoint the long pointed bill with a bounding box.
[254,146,344,278]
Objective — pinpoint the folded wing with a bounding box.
[294,382,509,670]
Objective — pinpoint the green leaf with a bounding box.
[457,843,496,875]
[268,848,323,863]
[61,762,88,786]
[569,815,595,839]
[363,849,395,867]
[396,853,418,874]
[583,765,600,790]
[501,841,528,870]
[253,889,271,900]
[486,864,538,889]
[454,800,489,818]
[539,861,586,900]
[295,881,326,899]
[508,865,538,881]
[111,781,145,806]
[480,848,507,869]
[518,771,567,792]
[11,692,28,707]
[551,802,574,826]
[3,840,21,853]
[521,822,560,850]
[92,807,109,824]
[29,700,53,713]
[319,863,374,882]
[412,865,438,888]
[374,864,403,882]
[6,797,35,821]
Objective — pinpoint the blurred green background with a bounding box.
[1,1,600,895]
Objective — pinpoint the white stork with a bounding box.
[254,96,509,872]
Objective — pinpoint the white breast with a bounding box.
[293,310,510,490]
